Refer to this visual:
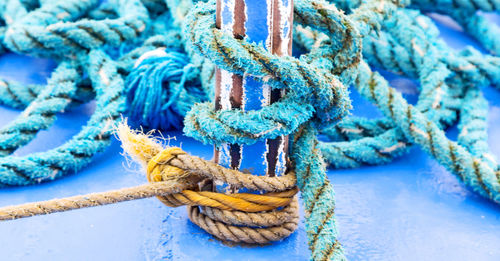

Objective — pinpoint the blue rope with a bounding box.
[181,0,398,259]
[319,5,500,170]
[0,0,207,185]
[125,50,207,130]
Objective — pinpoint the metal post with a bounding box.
[214,0,293,193]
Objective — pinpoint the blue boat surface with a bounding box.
[0,12,499,261]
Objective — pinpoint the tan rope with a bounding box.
[201,199,299,227]
[120,124,300,243]
[0,123,299,244]
[146,145,297,192]
[0,181,190,220]
[188,198,300,244]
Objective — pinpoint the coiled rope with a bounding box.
[315,1,500,203]
[0,0,208,186]
[1,123,301,244]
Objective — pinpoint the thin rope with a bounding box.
[0,181,186,220]
[0,123,300,245]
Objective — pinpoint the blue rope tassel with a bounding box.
[125,50,206,130]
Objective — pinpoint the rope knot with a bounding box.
[146,147,187,183]
[143,145,298,212]
[117,122,300,244]
[179,0,370,256]
[182,0,363,147]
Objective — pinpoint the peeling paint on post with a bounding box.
[214,0,293,193]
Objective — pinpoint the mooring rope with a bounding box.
[1,123,300,245]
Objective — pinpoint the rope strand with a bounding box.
[0,122,300,245]
[0,181,186,221]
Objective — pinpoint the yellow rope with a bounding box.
[0,123,299,245]
[119,123,300,243]
[141,145,297,212]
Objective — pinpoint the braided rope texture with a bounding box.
[117,123,300,244]
[411,0,500,55]
[313,1,500,205]
[0,0,208,186]
[180,0,500,259]
[181,0,399,259]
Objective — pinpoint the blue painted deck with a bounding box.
[0,12,499,261]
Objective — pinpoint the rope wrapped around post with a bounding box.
[121,123,301,244]
[0,123,300,244]
[181,0,400,259]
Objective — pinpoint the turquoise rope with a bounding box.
[317,2,500,205]
[319,8,463,168]
[355,60,500,203]
[4,0,149,58]
[0,62,84,156]
[126,51,207,130]
[318,6,500,168]
[181,0,500,258]
[0,80,44,109]
[412,0,499,12]
[0,0,208,185]
[457,87,496,168]
[183,0,355,259]
[0,49,125,186]
[182,0,402,259]
[411,0,500,55]
[450,9,500,55]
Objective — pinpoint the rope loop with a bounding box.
[179,0,382,258]
[4,0,150,58]
[117,123,299,243]
[183,0,362,147]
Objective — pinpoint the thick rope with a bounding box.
[316,3,500,182]
[0,50,126,186]
[179,0,407,259]
[319,8,464,168]
[4,0,150,58]
[0,123,300,245]
[0,61,81,156]
[0,0,208,186]
[411,0,500,55]
[356,60,500,203]
[0,80,45,109]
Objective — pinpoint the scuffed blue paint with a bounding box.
[238,0,272,188]
[221,0,233,28]
[244,0,269,45]
[243,76,266,110]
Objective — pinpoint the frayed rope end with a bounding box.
[116,121,164,166]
